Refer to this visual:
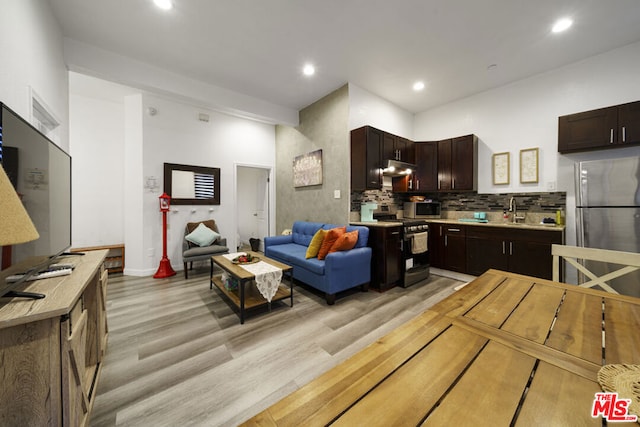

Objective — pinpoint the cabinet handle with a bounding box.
[509,242,513,256]
[452,178,456,189]
[502,241,506,255]
[623,126,626,142]
[438,179,441,190]
[610,128,614,143]
[445,235,448,246]
[447,228,461,232]
[416,179,420,190]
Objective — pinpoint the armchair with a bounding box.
[182,220,229,279]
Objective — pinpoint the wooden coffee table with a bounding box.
[210,251,293,324]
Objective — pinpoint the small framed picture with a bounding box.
[520,148,539,183]
[492,152,510,185]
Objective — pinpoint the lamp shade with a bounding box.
[0,165,39,246]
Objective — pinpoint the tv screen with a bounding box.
[0,102,72,287]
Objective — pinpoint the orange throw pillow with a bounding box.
[329,230,359,254]
[317,226,346,260]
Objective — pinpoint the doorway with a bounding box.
[236,165,271,252]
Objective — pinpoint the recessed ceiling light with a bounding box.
[552,17,573,33]
[413,81,425,91]
[153,0,173,11]
[302,64,315,76]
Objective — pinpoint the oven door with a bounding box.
[403,229,430,287]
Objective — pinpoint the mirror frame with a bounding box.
[163,162,220,205]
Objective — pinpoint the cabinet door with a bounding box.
[414,142,438,192]
[558,107,618,153]
[366,128,383,189]
[398,138,414,163]
[508,240,555,280]
[451,135,476,191]
[467,235,508,276]
[437,139,452,191]
[443,226,466,273]
[618,101,640,145]
[61,303,89,427]
[383,132,398,161]
[384,228,402,287]
[428,223,445,268]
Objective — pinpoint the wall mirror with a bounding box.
[163,162,220,205]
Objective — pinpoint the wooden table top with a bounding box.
[242,269,640,426]
[212,251,292,280]
[0,250,107,329]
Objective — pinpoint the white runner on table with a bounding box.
[223,252,283,302]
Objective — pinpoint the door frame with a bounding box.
[234,162,274,252]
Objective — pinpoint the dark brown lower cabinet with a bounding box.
[466,227,564,280]
[366,225,402,290]
[443,225,466,273]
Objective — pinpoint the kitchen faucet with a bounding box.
[509,196,526,223]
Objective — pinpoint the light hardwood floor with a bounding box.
[90,262,464,426]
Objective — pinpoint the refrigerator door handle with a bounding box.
[576,208,585,247]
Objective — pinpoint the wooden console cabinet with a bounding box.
[0,250,108,426]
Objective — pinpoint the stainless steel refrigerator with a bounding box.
[575,156,640,297]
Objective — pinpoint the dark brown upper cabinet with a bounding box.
[558,100,640,153]
[437,135,477,192]
[351,126,384,190]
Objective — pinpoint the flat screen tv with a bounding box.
[0,102,72,299]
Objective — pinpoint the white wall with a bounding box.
[414,40,640,247]
[0,0,69,150]
[348,84,413,138]
[69,73,276,275]
[69,75,128,248]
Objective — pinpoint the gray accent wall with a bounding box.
[275,85,350,233]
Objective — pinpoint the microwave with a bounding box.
[404,201,441,219]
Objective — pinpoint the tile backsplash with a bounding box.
[351,191,566,213]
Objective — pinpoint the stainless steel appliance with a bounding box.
[401,220,430,287]
[575,156,640,297]
[404,201,441,219]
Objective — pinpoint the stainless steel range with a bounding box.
[397,218,430,287]
[373,205,430,287]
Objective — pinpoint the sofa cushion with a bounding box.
[186,223,220,247]
[268,243,325,275]
[305,228,327,259]
[318,226,346,260]
[329,230,359,254]
[183,244,228,258]
[292,221,325,246]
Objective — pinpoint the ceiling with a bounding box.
[50,0,640,115]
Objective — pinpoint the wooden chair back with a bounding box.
[552,244,640,294]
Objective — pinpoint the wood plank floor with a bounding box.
[90,262,464,426]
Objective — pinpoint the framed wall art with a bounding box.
[492,152,510,185]
[293,149,323,188]
[519,148,539,184]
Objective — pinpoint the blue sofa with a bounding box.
[264,221,372,305]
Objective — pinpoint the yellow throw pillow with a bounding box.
[305,229,327,259]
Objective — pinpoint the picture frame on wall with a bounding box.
[293,149,323,187]
[492,152,510,185]
[520,148,539,183]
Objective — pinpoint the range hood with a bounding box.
[382,159,416,177]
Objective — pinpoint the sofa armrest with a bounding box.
[264,234,293,249]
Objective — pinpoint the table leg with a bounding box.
[210,258,214,290]
[289,271,294,307]
[240,278,245,324]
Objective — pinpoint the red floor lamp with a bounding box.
[153,192,176,279]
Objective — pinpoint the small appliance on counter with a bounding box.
[360,202,378,222]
